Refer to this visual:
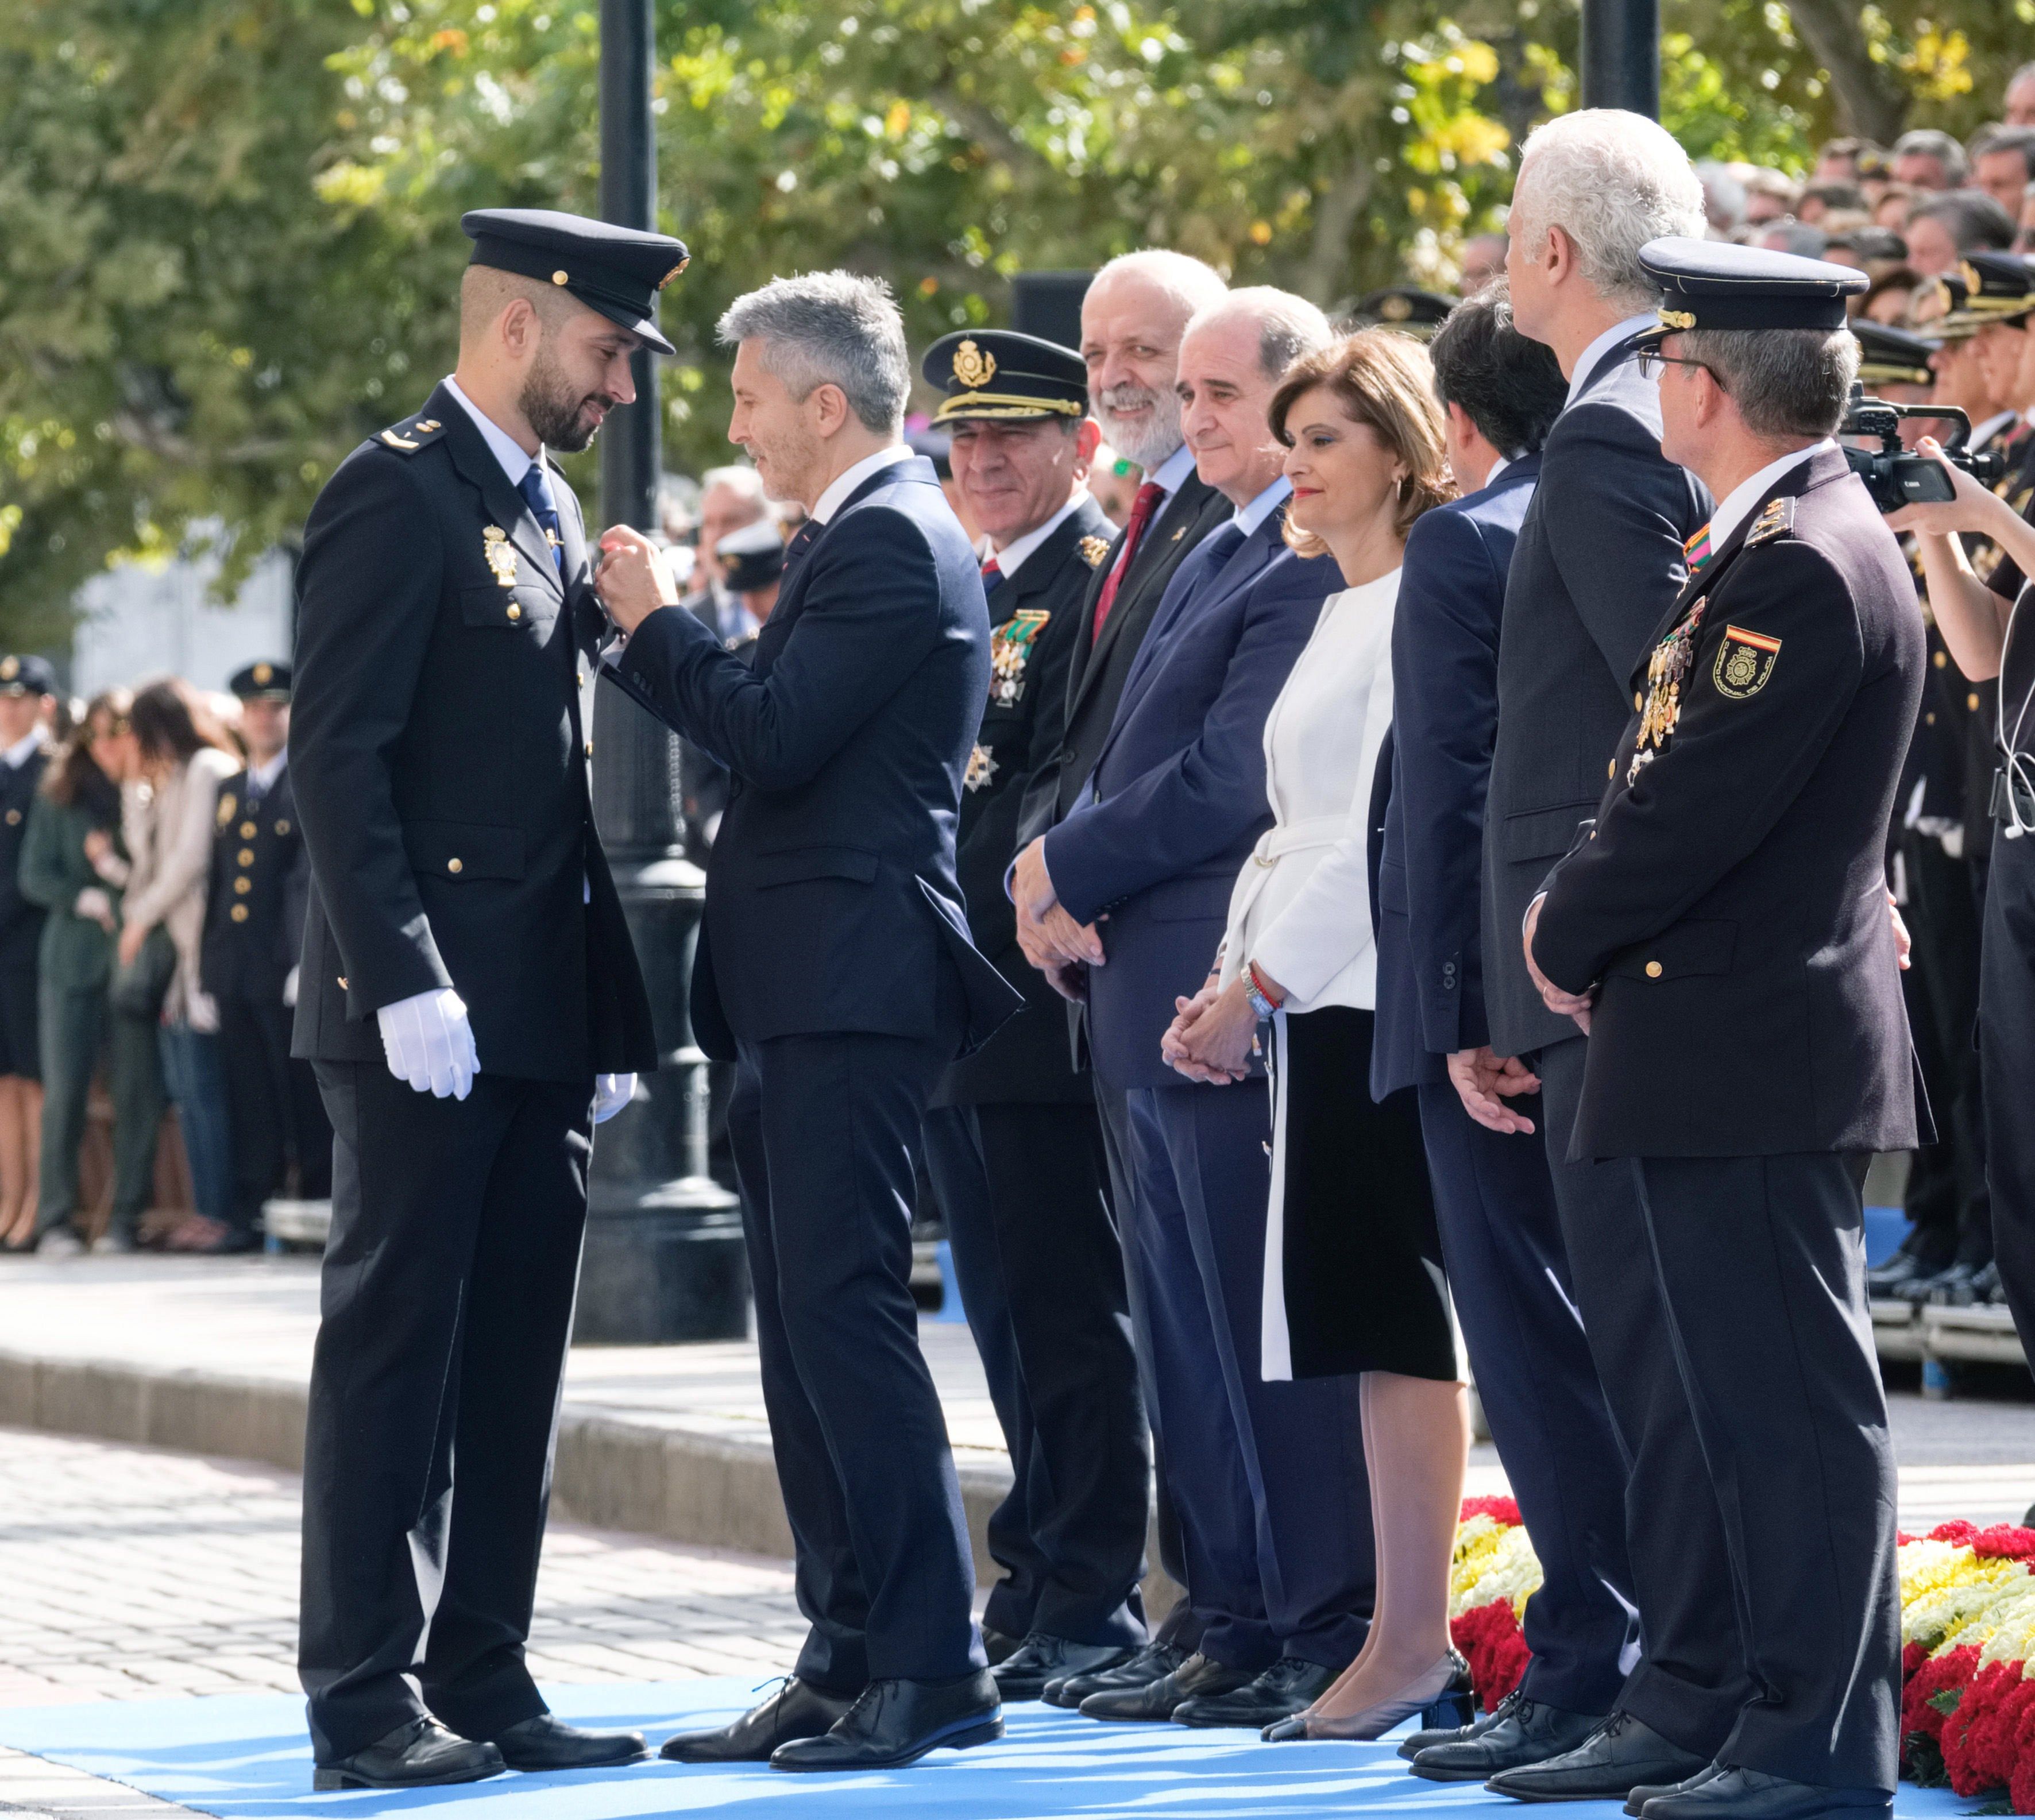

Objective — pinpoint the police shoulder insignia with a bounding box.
[989,609,1051,708]
[1712,624,1781,698]
[216,793,237,828]
[964,743,998,792]
[1745,496,1794,546]
[379,416,443,454]
[1079,535,1112,570]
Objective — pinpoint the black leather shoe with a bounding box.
[487,1713,646,1771]
[1917,1261,1986,1307]
[312,1717,505,1791]
[1488,1712,1711,1802]
[1627,1764,1725,1816]
[1401,1690,1516,1760]
[1410,1692,1608,1781]
[981,1625,1022,1667]
[660,1677,858,1763]
[769,1672,1002,1771]
[994,1633,1138,1702]
[1971,1261,2003,1303]
[1078,1652,1256,1722]
[1173,1656,1338,1729]
[1638,1765,1891,1820]
[1863,1247,1940,1300]
[1044,1640,1186,1708]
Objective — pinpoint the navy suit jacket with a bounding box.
[1371,459,1540,1099]
[1481,337,1712,1057]
[1042,505,1340,1089]
[607,455,1021,1061]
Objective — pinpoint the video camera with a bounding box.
[1843,383,2007,513]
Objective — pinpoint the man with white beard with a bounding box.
[1005,248,1233,1709]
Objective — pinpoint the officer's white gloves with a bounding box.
[283,965,299,1009]
[593,1073,636,1125]
[377,987,479,1100]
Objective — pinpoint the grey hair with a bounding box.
[699,464,769,507]
[1678,327,1861,441]
[1907,188,2018,253]
[1088,249,1229,323]
[1182,286,1334,380]
[1894,127,1969,186]
[1694,160,1748,231]
[717,271,910,433]
[1513,110,1707,311]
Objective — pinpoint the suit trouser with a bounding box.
[1094,1073,1200,1651]
[218,991,334,1234]
[1416,1081,1636,1715]
[1124,1080,1373,1671]
[299,1063,592,1763]
[1982,824,2035,1348]
[1631,1151,1900,1792]
[922,1099,1149,1648]
[728,1023,982,1691]
[1535,1037,1751,1756]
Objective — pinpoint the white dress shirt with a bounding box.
[246,750,287,797]
[442,375,551,502]
[3,727,44,771]
[1706,439,1835,552]
[1229,474,1292,538]
[1566,312,1662,406]
[984,493,1087,581]
[811,444,916,524]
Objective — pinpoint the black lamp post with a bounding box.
[575,0,747,1344]
[1579,0,1661,115]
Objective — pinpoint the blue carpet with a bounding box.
[0,1680,1986,1818]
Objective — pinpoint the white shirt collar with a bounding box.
[1565,312,1661,407]
[1147,440,1198,504]
[247,751,287,794]
[811,444,915,524]
[1230,474,1292,537]
[1708,439,1836,554]
[1482,453,1513,489]
[442,375,549,499]
[1971,409,2020,451]
[2,727,43,771]
[987,493,1087,582]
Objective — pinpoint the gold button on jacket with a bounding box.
[447,857,463,874]
[1644,960,1663,978]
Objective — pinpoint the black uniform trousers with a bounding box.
[299,1063,593,1764]
[1629,1150,1901,1794]
[1123,1079,1374,1672]
[1092,1073,1200,1651]
[1982,825,2035,1348]
[727,999,984,1693]
[1415,1081,1638,1717]
[1535,1037,1753,1755]
[921,1099,1149,1649]
[219,992,333,1236]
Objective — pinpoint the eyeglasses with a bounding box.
[1636,348,1724,387]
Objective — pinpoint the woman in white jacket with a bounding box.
[1163,330,1466,1740]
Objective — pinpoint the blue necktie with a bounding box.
[518,462,565,573]
[1199,520,1248,577]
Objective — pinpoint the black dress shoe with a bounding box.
[769,1671,1002,1771]
[993,1633,1138,1702]
[1078,1652,1256,1722]
[981,1624,1023,1666]
[1488,1712,1711,1802]
[1044,1640,1186,1708]
[1173,1656,1338,1729]
[1638,1765,1890,1820]
[312,1717,505,1791]
[1410,1692,1608,1781]
[488,1712,646,1771]
[1862,1247,1940,1299]
[660,1677,858,1763]
[1627,1764,1725,1816]
[1401,1688,1517,1760]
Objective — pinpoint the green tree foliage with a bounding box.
[2,0,2029,635]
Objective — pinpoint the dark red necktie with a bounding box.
[1092,481,1164,644]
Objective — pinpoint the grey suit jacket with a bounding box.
[1480,333,1712,1058]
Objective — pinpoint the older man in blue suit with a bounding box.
[1368,286,1641,1770]
[1019,289,1373,1734]
[598,272,1021,1775]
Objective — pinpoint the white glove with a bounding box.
[283,965,299,1009]
[377,987,480,1100]
[593,1072,636,1125]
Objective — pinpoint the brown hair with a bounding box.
[128,677,235,768]
[43,687,129,820]
[1269,330,1454,553]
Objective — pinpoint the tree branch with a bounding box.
[1783,0,1909,144]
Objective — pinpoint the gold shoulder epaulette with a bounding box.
[1745,496,1795,546]
[377,414,445,455]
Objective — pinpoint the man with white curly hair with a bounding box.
[1410,110,1731,1804]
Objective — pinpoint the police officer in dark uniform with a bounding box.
[196,662,330,1253]
[1527,240,1923,1819]
[289,208,666,1791]
[913,330,1151,1700]
[0,655,55,1252]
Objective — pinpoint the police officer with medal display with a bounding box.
[288,209,669,1791]
[197,661,331,1252]
[1525,239,1925,1820]
[914,330,1153,1700]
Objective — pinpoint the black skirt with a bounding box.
[1270,1004,1454,1381]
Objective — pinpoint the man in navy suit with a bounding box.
[1025,290,1374,1734]
[1415,113,1728,1801]
[597,272,1021,1774]
[1368,287,1642,1767]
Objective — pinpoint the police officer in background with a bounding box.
[0,656,54,1253]
[914,330,1152,1699]
[196,662,330,1253]
[289,208,666,1791]
[1526,240,1923,1818]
